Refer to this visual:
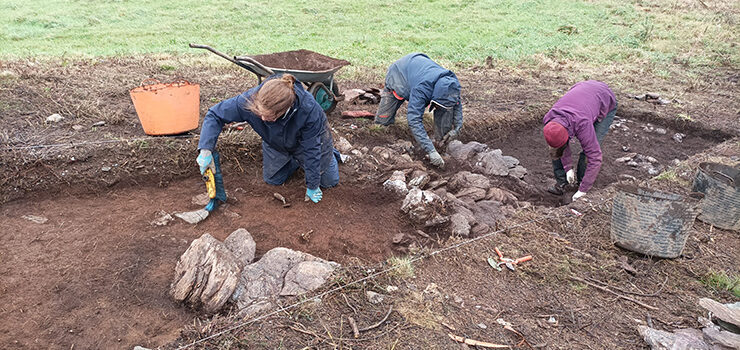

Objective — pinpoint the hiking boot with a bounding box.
[547,183,565,196]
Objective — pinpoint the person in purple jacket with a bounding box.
[543,80,617,201]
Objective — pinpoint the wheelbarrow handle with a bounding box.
[234,56,275,76]
[189,43,238,64]
[189,43,264,79]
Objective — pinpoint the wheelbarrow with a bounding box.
[189,43,350,113]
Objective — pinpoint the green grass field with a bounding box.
[1,0,737,70]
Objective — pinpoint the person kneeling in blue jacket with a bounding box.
[375,53,463,168]
[196,74,340,203]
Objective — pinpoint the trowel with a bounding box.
[176,151,227,224]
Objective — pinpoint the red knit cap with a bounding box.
[543,121,568,148]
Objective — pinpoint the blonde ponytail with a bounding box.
[248,74,297,121]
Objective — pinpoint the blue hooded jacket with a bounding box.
[385,53,463,153]
[198,75,328,189]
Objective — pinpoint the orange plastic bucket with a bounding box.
[130,79,200,135]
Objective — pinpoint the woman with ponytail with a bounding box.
[197,74,340,203]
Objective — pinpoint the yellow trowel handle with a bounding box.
[203,169,216,199]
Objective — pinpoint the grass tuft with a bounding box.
[387,256,414,279]
[700,270,740,298]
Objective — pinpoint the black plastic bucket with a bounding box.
[692,162,740,232]
[611,185,702,258]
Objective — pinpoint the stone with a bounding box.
[72,125,84,131]
[450,213,471,237]
[92,121,106,127]
[401,188,446,224]
[627,161,639,167]
[448,171,490,191]
[455,187,487,202]
[471,223,490,235]
[508,165,527,180]
[486,187,518,206]
[408,170,430,188]
[134,347,151,350]
[425,179,448,190]
[447,140,488,162]
[644,156,658,163]
[335,137,353,154]
[46,114,64,123]
[699,298,740,328]
[474,149,509,176]
[383,170,408,195]
[191,193,211,206]
[615,155,634,163]
[224,228,256,266]
[424,215,450,227]
[657,98,671,105]
[22,215,48,224]
[470,201,504,227]
[655,128,667,135]
[389,140,414,154]
[645,92,660,99]
[619,174,638,181]
[386,285,399,293]
[280,261,336,296]
[170,234,241,314]
[175,209,209,224]
[366,291,385,304]
[673,133,685,143]
[502,155,519,168]
[638,326,710,350]
[232,248,338,313]
[477,323,488,329]
[648,167,660,176]
[101,166,112,172]
[622,146,631,152]
[150,210,174,226]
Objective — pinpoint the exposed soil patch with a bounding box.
[248,49,350,71]
[0,169,411,349]
[488,116,727,206]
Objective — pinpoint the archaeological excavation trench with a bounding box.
[0,98,732,349]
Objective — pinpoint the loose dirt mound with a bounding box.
[248,49,350,71]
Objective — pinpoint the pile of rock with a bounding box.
[447,140,527,180]
[615,152,663,176]
[639,298,739,349]
[170,229,338,317]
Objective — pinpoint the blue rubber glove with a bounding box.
[196,149,215,175]
[306,187,323,203]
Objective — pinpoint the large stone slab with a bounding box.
[401,188,446,225]
[224,228,256,267]
[170,233,241,314]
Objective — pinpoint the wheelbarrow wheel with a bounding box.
[308,82,337,114]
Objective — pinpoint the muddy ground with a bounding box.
[0,56,738,349]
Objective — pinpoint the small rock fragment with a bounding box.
[335,137,353,154]
[619,174,638,181]
[101,166,112,172]
[450,213,471,237]
[477,323,487,329]
[508,165,527,180]
[645,92,660,99]
[71,125,84,131]
[622,146,631,152]
[386,285,399,293]
[46,114,64,123]
[655,128,667,135]
[383,170,408,195]
[366,291,385,304]
[672,133,685,143]
[22,215,48,224]
[92,121,106,127]
[175,209,209,224]
[150,210,174,226]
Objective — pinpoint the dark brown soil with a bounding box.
[248,49,350,72]
[0,168,410,349]
[0,56,738,350]
[490,117,727,207]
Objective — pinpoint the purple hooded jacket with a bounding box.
[542,81,616,192]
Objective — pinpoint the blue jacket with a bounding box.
[198,75,327,189]
[385,53,463,153]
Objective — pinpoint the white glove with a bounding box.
[428,150,445,168]
[572,190,586,201]
[566,169,576,184]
